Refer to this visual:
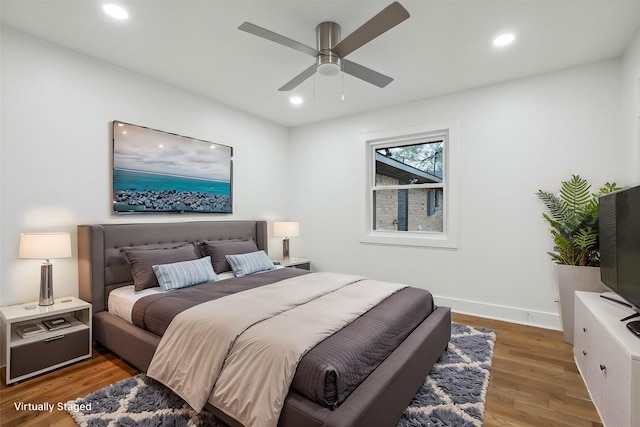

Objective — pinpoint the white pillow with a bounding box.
[152,256,218,291]
[225,250,275,277]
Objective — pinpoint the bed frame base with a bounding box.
[93,306,450,427]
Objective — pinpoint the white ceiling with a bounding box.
[2,0,640,127]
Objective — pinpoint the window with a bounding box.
[360,121,459,248]
[373,140,444,232]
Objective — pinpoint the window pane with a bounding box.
[373,188,444,232]
[375,141,443,184]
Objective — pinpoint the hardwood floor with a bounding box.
[455,313,602,427]
[0,313,602,427]
[0,348,137,427]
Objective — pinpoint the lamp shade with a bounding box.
[19,233,72,260]
[273,222,300,238]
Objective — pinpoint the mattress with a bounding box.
[108,285,162,324]
[129,268,434,409]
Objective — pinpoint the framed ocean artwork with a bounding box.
[112,121,233,214]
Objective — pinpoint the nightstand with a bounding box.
[277,257,311,271]
[0,297,92,384]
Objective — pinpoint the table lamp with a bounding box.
[273,222,299,260]
[19,232,72,306]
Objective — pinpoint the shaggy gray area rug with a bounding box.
[67,323,495,427]
[397,323,496,427]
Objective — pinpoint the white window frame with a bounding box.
[360,121,459,248]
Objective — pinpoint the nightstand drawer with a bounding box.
[10,328,90,378]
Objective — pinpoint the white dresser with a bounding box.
[574,291,640,427]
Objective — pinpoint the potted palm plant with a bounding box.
[538,175,620,344]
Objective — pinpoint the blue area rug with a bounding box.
[67,323,495,427]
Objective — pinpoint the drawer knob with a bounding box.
[583,350,587,356]
[599,364,606,371]
[583,327,587,332]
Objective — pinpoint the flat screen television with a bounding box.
[599,184,640,318]
[112,121,233,214]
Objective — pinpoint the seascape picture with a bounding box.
[112,121,233,213]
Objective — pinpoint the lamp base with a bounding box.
[282,238,290,260]
[39,263,54,306]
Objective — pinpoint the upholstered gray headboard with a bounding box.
[78,221,268,313]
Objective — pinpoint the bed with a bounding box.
[78,220,451,427]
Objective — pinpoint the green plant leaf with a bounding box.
[559,175,591,215]
[537,191,564,223]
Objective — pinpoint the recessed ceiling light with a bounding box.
[289,96,304,105]
[103,4,129,20]
[493,33,515,47]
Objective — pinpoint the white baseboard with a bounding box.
[434,295,561,331]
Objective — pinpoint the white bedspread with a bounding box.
[147,272,405,427]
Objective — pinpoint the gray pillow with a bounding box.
[122,244,199,291]
[200,239,259,274]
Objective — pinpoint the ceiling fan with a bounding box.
[238,2,410,91]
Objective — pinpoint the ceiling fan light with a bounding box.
[317,63,341,77]
[102,4,129,20]
[493,33,515,47]
[289,96,304,105]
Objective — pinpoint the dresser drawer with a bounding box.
[10,328,90,378]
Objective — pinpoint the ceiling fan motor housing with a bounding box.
[316,21,342,76]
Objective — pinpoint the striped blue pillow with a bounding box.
[152,256,218,292]
[225,250,275,277]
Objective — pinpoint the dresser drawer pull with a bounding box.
[44,335,65,342]
[583,350,587,356]
[599,364,606,371]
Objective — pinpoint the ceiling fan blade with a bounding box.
[342,59,393,88]
[238,22,319,57]
[278,64,318,91]
[332,2,410,58]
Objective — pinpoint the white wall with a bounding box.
[0,28,292,306]
[290,60,635,329]
[2,25,639,332]
[621,28,640,182]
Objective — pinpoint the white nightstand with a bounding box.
[276,257,311,271]
[0,297,92,384]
